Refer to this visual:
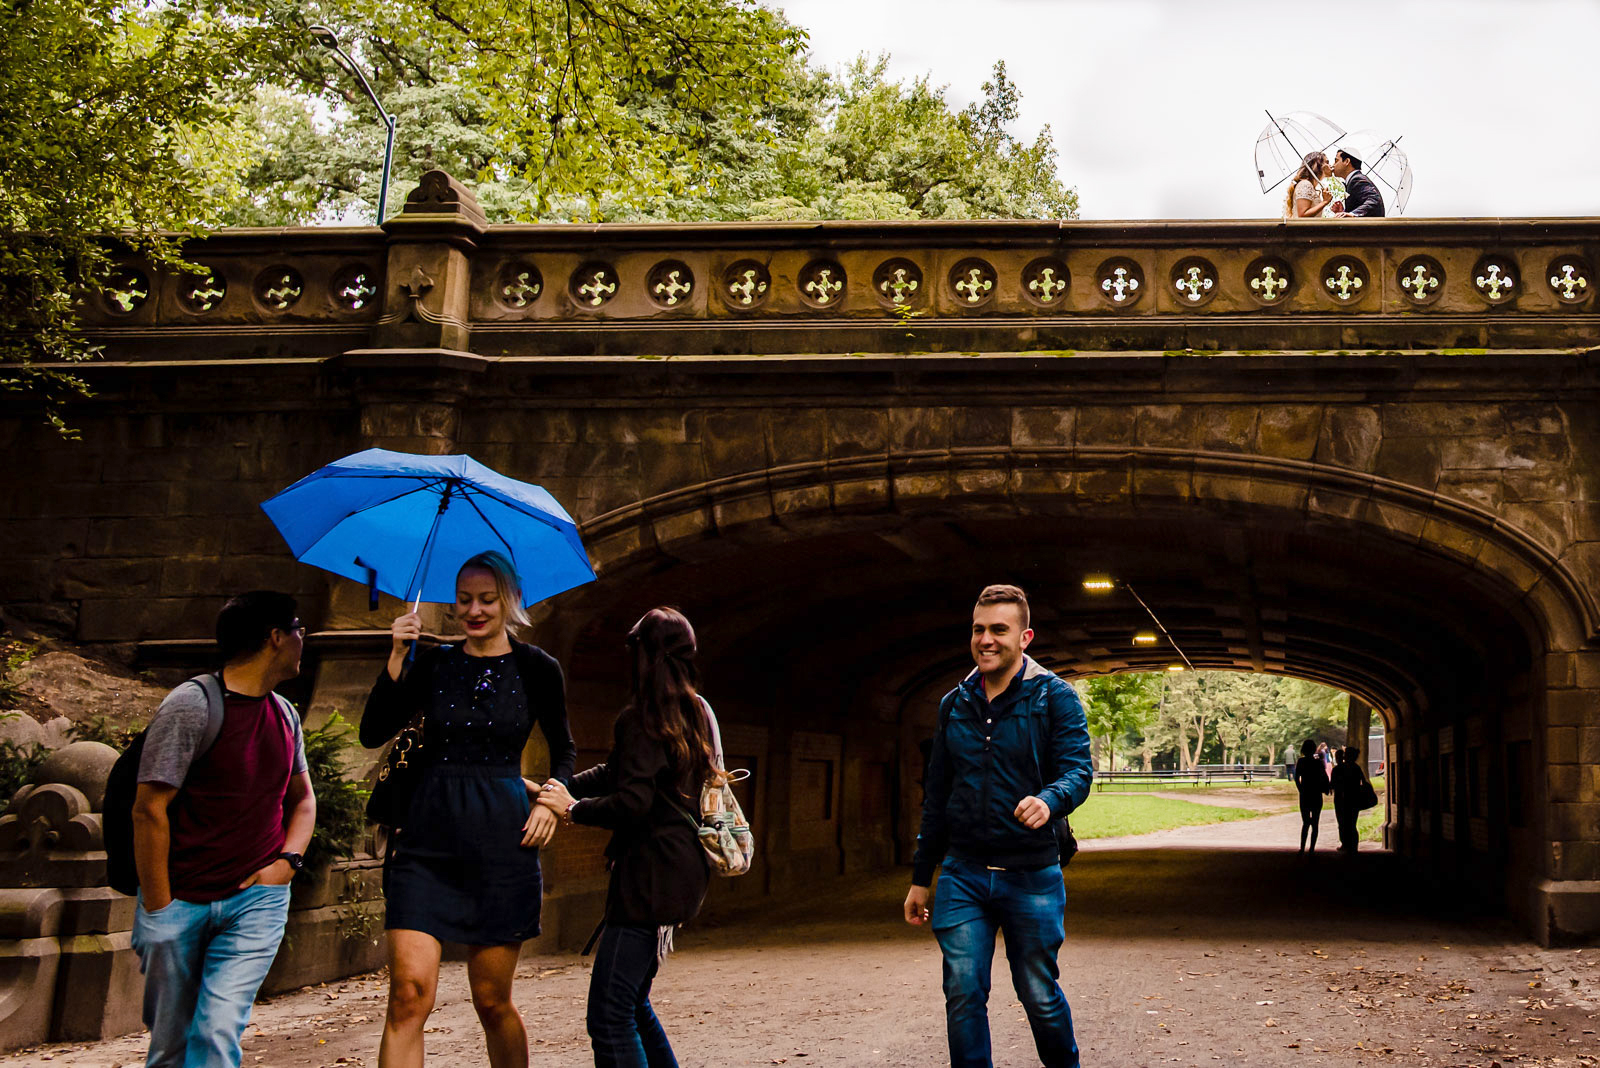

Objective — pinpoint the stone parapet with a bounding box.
[75,211,1600,361]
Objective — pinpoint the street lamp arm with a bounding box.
[308,24,396,224]
[1123,582,1195,671]
[325,43,393,126]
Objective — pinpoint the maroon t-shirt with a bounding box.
[142,691,301,903]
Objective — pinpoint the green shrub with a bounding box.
[0,639,38,706]
[67,714,143,751]
[0,723,47,810]
[301,712,370,876]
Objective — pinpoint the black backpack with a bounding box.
[103,674,228,896]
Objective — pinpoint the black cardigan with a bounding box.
[569,707,710,927]
[360,640,576,783]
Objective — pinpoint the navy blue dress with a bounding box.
[362,642,575,946]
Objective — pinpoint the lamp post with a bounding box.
[309,24,397,225]
[1082,576,1195,671]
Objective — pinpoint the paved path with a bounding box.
[12,814,1598,1067]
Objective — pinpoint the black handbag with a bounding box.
[1356,777,1380,811]
[366,712,425,829]
[1053,818,1080,866]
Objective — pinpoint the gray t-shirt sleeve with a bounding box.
[282,698,309,776]
[138,681,212,788]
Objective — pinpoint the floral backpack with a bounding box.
[666,696,754,877]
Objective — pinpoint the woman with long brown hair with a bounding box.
[536,607,717,1068]
[1284,151,1333,219]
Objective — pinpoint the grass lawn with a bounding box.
[1070,793,1266,839]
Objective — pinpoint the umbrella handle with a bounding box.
[406,591,422,664]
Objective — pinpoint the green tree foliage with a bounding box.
[220,35,1077,224]
[1251,677,1349,765]
[1,0,808,426]
[1082,672,1162,772]
[0,0,265,433]
[218,0,807,223]
[682,57,1078,223]
[1087,670,1348,771]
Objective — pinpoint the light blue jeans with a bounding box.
[932,858,1079,1068]
[131,884,292,1068]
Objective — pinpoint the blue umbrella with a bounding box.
[261,448,595,609]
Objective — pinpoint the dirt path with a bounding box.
[12,816,1598,1067]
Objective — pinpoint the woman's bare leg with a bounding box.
[467,943,528,1068]
[378,929,443,1068]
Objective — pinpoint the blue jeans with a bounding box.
[932,859,1079,1068]
[587,924,678,1068]
[131,884,292,1068]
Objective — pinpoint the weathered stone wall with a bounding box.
[1,366,357,646]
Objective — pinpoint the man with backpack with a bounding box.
[130,591,316,1068]
[904,584,1093,1068]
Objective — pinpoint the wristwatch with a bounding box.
[278,851,305,872]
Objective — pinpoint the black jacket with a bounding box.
[1330,762,1367,807]
[1294,756,1330,798]
[359,640,576,782]
[1341,170,1385,217]
[570,707,710,927]
[911,657,1093,885]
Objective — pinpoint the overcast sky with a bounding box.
[772,0,1600,220]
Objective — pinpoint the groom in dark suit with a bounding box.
[1332,150,1385,217]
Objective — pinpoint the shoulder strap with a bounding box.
[1023,690,1048,792]
[662,791,702,833]
[698,695,725,771]
[193,673,227,761]
[938,684,964,732]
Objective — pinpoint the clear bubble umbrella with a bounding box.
[1254,109,1346,193]
[1342,130,1414,215]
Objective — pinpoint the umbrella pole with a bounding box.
[403,482,456,664]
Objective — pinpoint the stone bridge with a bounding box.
[3,172,1598,1016]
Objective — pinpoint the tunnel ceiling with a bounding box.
[561,510,1539,732]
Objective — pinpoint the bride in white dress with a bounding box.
[1283,151,1333,219]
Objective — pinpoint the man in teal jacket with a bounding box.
[905,583,1093,1068]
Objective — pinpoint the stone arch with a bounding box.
[577,445,1595,658]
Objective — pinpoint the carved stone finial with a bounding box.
[401,170,488,228]
[33,742,118,812]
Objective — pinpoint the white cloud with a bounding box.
[773,0,1600,219]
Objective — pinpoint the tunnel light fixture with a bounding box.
[1085,575,1196,671]
[1168,663,1185,672]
